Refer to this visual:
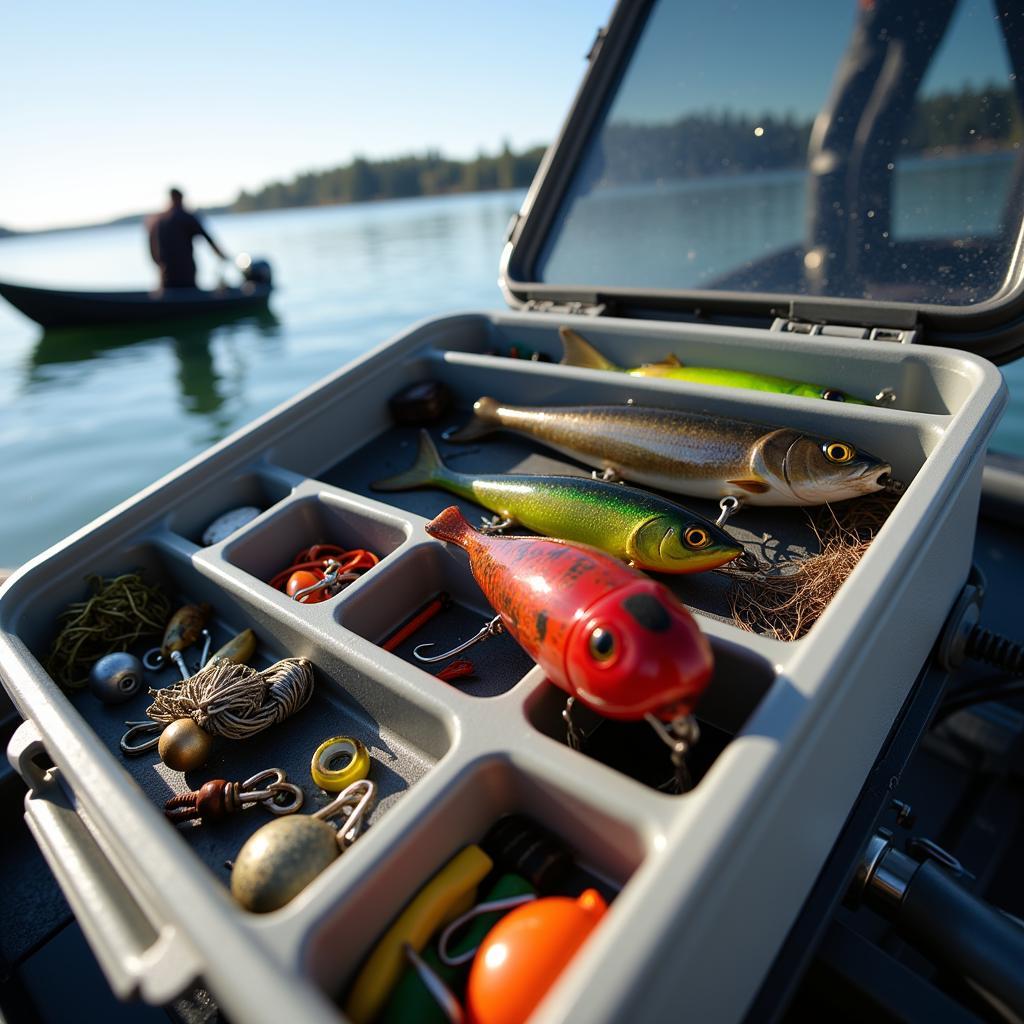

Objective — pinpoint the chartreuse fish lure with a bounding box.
[560,326,873,404]
[446,398,892,506]
[372,430,742,573]
[423,506,713,723]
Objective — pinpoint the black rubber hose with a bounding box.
[966,627,1024,677]
[897,860,1024,1018]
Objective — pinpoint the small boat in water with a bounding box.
[0,256,272,330]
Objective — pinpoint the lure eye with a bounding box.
[588,627,617,663]
[823,441,855,464]
[822,388,847,402]
[684,527,710,549]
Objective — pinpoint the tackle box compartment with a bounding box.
[0,306,1004,1023]
[2,0,1021,1017]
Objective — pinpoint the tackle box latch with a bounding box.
[772,300,920,345]
[523,298,607,317]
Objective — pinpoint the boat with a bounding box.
[2,2,1024,1024]
[0,257,272,330]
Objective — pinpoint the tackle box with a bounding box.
[1,2,1021,1022]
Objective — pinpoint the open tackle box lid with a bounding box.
[500,0,1024,364]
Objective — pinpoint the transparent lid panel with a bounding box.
[536,0,1024,307]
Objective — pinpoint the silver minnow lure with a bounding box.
[445,397,892,506]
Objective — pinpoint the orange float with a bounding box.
[466,889,608,1024]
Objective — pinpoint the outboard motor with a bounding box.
[236,253,272,290]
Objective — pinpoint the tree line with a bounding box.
[596,84,1022,185]
[232,144,547,212]
[228,83,1021,214]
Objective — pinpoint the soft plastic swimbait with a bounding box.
[559,326,871,403]
[372,430,742,573]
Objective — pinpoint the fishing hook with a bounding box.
[413,615,504,663]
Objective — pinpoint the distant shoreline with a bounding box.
[2,126,1016,240]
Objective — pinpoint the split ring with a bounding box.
[311,736,370,792]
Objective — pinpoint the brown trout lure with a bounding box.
[446,398,891,506]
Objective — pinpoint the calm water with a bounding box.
[0,189,1022,569]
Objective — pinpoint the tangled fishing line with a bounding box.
[145,657,315,740]
[47,573,171,690]
[728,496,897,641]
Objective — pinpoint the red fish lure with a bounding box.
[424,507,713,721]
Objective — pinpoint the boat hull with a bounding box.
[0,279,271,330]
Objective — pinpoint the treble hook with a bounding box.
[413,615,504,663]
[645,713,701,793]
[716,495,742,527]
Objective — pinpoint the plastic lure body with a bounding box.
[424,507,713,721]
[559,327,870,404]
[446,398,890,506]
[372,430,742,573]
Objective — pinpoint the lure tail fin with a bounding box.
[558,327,621,371]
[644,353,683,368]
[425,506,476,548]
[371,430,446,492]
[444,396,502,442]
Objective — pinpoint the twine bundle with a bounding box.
[47,573,171,690]
[145,657,314,740]
[728,496,897,641]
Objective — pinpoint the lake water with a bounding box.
[0,189,1022,569]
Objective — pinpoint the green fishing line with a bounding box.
[46,573,171,690]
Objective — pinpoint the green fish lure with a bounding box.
[560,327,872,404]
[372,430,743,574]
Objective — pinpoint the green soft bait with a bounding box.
[559,326,872,404]
[372,430,742,574]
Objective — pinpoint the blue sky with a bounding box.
[1,2,612,231]
[2,0,1010,232]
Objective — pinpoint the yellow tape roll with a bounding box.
[310,736,371,792]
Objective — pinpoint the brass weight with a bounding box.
[231,779,376,913]
[158,718,213,772]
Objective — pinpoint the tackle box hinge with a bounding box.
[586,25,607,62]
[522,299,607,317]
[503,212,523,247]
[771,316,920,346]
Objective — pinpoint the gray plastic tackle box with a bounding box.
[1,2,1021,1022]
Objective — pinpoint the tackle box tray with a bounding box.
[0,307,1005,1023]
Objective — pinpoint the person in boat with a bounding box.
[147,187,227,290]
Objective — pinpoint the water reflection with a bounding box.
[27,308,280,431]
